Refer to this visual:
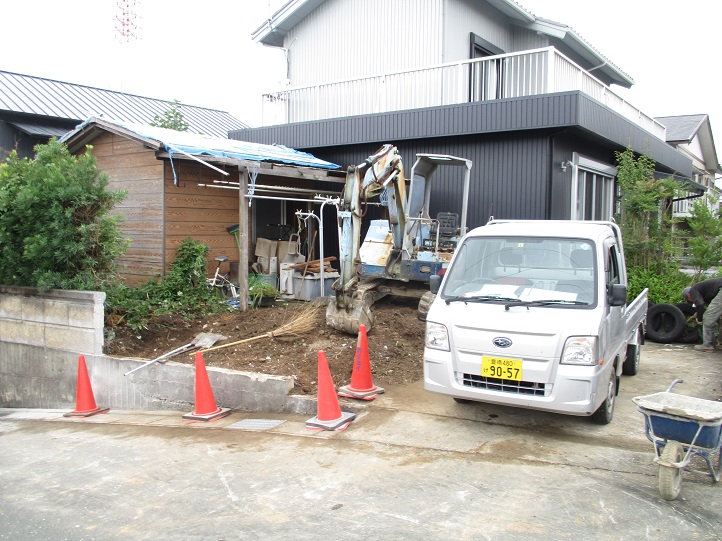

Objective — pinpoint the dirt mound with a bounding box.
[105,297,426,395]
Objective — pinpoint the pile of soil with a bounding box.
[105,297,426,395]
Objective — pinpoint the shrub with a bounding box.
[104,238,231,330]
[0,140,127,290]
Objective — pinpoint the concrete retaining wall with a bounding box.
[0,286,319,414]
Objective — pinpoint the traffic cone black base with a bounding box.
[305,411,356,431]
[182,408,232,422]
[337,385,384,401]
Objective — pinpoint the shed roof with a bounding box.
[61,116,341,171]
[0,70,248,139]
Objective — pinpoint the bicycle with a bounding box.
[207,256,239,299]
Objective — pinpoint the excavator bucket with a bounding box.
[326,298,375,335]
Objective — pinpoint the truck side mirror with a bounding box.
[608,283,627,306]
[429,274,442,294]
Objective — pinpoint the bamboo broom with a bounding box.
[194,303,323,355]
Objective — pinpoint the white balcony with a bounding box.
[261,47,666,140]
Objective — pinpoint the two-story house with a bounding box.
[656,114,721,217]
[230,0,696,260]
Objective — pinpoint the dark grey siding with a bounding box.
[232,91,691,177]
[313,132,550,228]
[0,121,42,159]
[303,132,553,261]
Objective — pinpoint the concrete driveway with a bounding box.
[1,341,720,540]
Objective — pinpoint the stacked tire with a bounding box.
[645,302,701,344]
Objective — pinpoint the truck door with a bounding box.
[603,240,624,362]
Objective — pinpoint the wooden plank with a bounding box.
[239,167,249,310]
[165,208,239,223]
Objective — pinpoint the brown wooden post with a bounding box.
[238,166,249,310]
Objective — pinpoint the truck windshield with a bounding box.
[440,236,597,306]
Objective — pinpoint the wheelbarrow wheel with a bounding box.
[658,441,684,501]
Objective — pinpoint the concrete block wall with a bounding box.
[0,286,316,414]
[0,286,105,356]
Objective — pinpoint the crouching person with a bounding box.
[684,278,722,351]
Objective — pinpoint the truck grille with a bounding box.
[462,373,551,396]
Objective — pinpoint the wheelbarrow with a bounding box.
[633,379,722,500]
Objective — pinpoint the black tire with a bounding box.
[591,370,617,425]
[417,291,436,321]
[679,324,703,344]
[646,303,686,343]
[623,326,641,375]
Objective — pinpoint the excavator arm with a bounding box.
[329,145,407,333]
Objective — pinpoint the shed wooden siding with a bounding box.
[88,132,164,286]
[162,160,242,278]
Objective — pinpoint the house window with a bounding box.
[570,153,617,221]
[469,33,505,102]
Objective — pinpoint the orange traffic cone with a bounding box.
[64,355,109,417]
[306,350,356,431]
[182,352,231,422]
[338,324,384,400]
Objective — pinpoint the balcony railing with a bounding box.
[261,47,666,140]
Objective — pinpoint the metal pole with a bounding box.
[296,196,339,297]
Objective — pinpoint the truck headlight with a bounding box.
[560,336,597,365]
[426,322,450,351]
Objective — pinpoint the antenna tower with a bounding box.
[115,0,139,42]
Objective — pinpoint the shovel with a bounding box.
[124,332,227,376]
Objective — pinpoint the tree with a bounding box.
[615,146,680,271]
[0,140,128,290]
[686,196,722,279]
[150,99,189,132]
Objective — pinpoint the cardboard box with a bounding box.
[255,238,278,260]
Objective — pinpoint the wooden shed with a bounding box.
[60,117,345,306]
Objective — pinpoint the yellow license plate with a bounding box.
[481,356,522,381]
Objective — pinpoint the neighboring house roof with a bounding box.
[252,0,634,88]
[655,114,721,175]
[0,70,248,138]
[60,116,341,172]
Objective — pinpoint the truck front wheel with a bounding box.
[591,370,617,424]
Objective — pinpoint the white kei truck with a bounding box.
[423,220,648,424]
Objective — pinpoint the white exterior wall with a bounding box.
[442,0,548,61]
[443,0,512,60]
[285,0,443,86]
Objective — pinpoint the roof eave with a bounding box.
[252,0,325,46]
[520,19,634,88]
[61,117,162,154]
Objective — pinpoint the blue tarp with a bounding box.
[63,117,341,170]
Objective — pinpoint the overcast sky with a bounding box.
[3,0,721,149]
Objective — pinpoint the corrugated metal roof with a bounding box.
[0,70,249,139]
[7,120,71,137]
[60,117,341,171]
